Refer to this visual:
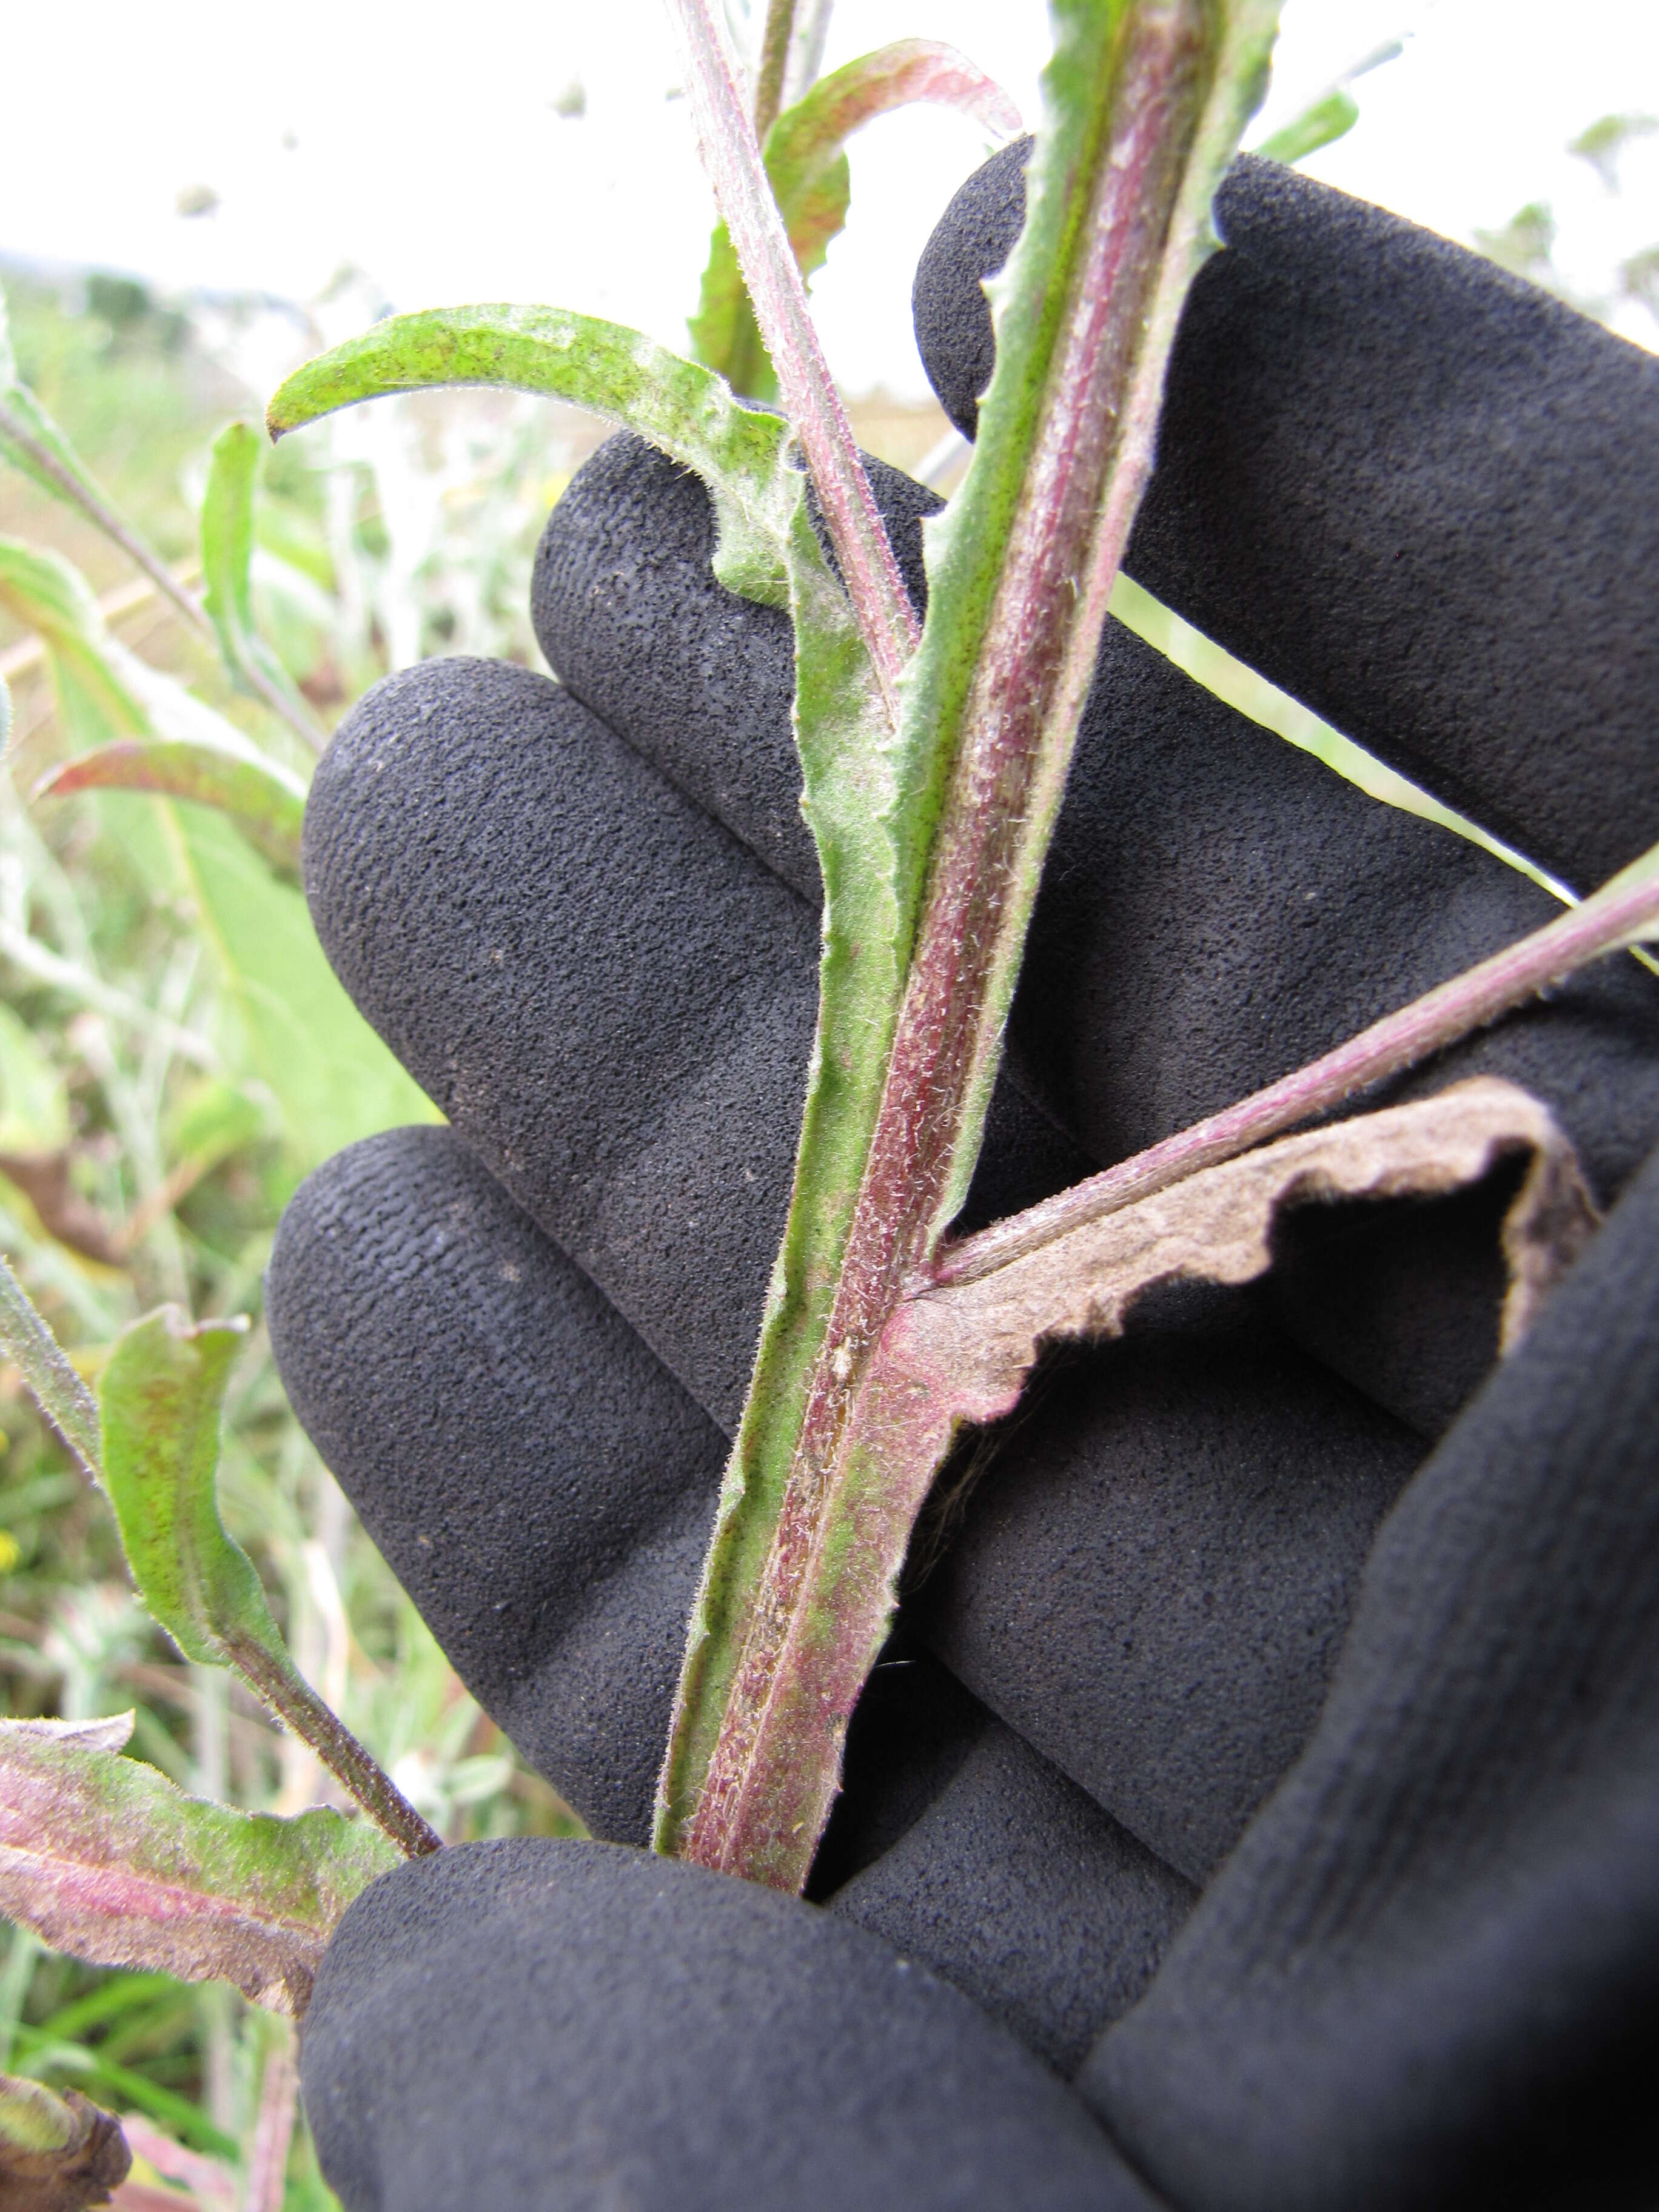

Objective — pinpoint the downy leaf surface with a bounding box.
[0,1714,397,2015]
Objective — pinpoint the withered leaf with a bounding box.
[864,1076,1597,1512]
[0,2073,130,2212]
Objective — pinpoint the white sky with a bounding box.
[2,1,1655,397]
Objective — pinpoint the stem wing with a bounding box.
[0,1716,397,2016]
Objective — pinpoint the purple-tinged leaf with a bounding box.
[0,1715,397,2014]
[691,39,1021,400]
[0,2071,130,2212]
[37,743,304,886]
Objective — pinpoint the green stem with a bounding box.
[0,1256,99,1479]
[226,1634,443,1860]
[752,0,797,141]
[662,0,1279,1888]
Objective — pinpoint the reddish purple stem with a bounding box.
[667,0,921,719]
[933,870,1659,1292]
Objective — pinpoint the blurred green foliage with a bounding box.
[0,259,585,2208]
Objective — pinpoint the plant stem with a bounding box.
[0,402,325,754]
[934,863,1659,1291]
[0,1256,99,1480]
[225,1633,442,1859]
[752,0,797,141]
[668,0,920,720]
[672,0,1247,1882]
[0,404,207,642]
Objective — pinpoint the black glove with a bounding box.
[267,150,1659,2212]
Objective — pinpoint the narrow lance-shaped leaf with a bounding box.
[1255,85,1357,164]
[691,39,1021,399]
[36,742,304,886]
[270,317,933,1769]
[0,2070,130,2212]
[0,1714,398,2016]
[658,0,1284,1882]
[199,420,325,749]
[98,1306,442,1859]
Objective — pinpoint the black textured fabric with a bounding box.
[300,1840,1155,2212]
[264,144,1659,2212]
[913,145,1659,894]
[266,1125,722,1846]
[1085,1145,1659,2212]
[529,431,1659,1433]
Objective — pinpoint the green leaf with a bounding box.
[3,534,434,1165]
[0,1713,398,2014]
[689,39,1022,398]
[0,2071,130,2212]
[96,1304,282,1675]
[1255,85,1358,165]
[97,1304,444,1859]
[199,418,323,744]
[36,740,304,886]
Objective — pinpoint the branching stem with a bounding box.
[934,865,1659,1290]
[668,0,920,720]
[752,0,797,141]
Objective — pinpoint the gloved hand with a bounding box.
[266,147,1659,2212]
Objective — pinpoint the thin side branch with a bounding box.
[226,1634,443,1860]
[668,0,920,719]
[935,863,1659,1290]
[0,403,209,642]
[752,0,797,141]
[0,403,326,753]
[0,1256,99,1480]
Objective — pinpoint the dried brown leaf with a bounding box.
[718,1079,1596,1887]
[886,1076,1596,1458]
[0,2074,131,2212]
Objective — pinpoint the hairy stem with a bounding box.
[752,0,797,141]
[226,1634,442,1859]
[669,0,1270,1885]
[934,862,1659,1290]
[0,1257,99,1480]
[668,0,920,718]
